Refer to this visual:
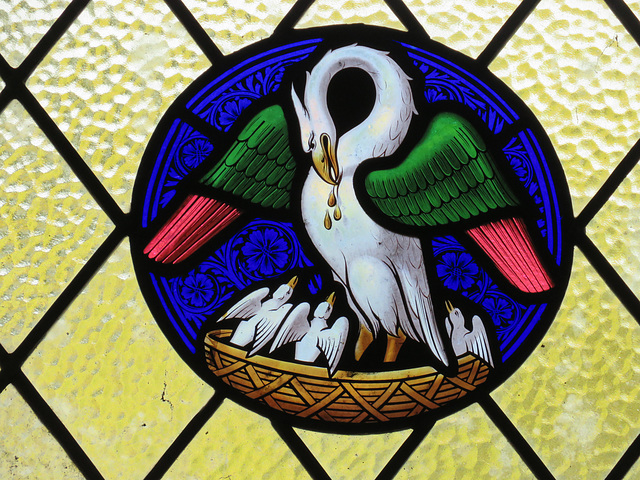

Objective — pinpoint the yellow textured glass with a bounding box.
[1,1,640,479]
[0,100,114,352]
[26,0,212,212]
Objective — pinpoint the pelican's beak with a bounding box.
[313,133,340,186]
[326,292,336,306]
[445,300,454,314]
[287,276,299,289]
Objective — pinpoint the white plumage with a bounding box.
[292,45,449,366]
[270,293,349,375]
[444,301,494,367]
[218,277,301,356]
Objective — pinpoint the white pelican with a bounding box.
[270,292,349,375]
[144,44,554,370]
[444,300,494,367]
[219,276,304,356]
[292,45,449,365]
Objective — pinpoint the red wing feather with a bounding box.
[467,217,554,293]
[144,194,241,264]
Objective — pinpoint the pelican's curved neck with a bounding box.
[305,46,416,174]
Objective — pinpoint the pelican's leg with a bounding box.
[354,325,374,361]
[384,328,406,363]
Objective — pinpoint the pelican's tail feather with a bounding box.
[144,194,241,264]
[467,217,554,293]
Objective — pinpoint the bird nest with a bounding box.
[204,329,490,424]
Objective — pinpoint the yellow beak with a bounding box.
[445,300,454,314]
[312,133,340,186]
[287,276,299,289]
[326,291,336,306]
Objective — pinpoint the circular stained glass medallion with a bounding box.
[131,25,572,433]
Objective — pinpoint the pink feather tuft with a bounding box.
[144,194,241,264]
[466,217,554,293]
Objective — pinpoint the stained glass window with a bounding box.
[2,1,640,478]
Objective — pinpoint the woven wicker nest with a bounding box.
[205,329,490,424]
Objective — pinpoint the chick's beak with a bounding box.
[312,133,340,186]
[326,292,336,306]
[445,300,454,315]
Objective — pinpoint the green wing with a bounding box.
[199,105,296,209]
[364,112,519,227]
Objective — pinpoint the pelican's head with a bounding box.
[291,45,416,184]
[445,300,464,328]
[291,82,340,186]
[273,276,298,302]
[313,291,336,320]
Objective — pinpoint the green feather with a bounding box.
[413,169,427,190]
[265,166,285,186]
[233,176,254,196]
[196,105,294,210]
[434,179,451,204]
[477,183,498,209]
[406,193,421,215]
[460,164,478,189]
[434,151,453,176]
[255,161,274,182]
[396,195,410,216]
[221,142,248,167]
[278,169,295,189]
[456,126,480,158]
[385,177,398,198]
[237,117,263,142]
[450,170,470,194]
[418,163,435,185]
[223,170,244,191]
[374,177,387,199]
[364,112,519,228]
[272,191,289,209]
[443,176,460,199]
[267,135,288,159]
[257,131,277,155]
[477,151,495,180]
[247,123,273,150]
[451,197,471,219]
[385,198,400,217]
[467,159,486,184]
[428,154,446,181]
[394,176,407,197]
[261,188,282,208]
[252,185,272,204]
[419,212,437,226]
[235,145,260,173]
[275,149,291,166]
[425,186,441,208]
[441,202,460,222]
[405,172,418,193]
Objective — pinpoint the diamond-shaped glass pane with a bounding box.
[492,251,640,478]
[22,240,213,479]
[182,0,298,55]
[295,428,411,479]
[166,400,311,478]
[296,0,405,30]
[26,0,211,212]
[0,0,72,68]
[406,0,520,59]
[490,0,640,215]
[587,162,640,297]
[0,100,114,352]
[0,385,85,478]
[398,404,535,479]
